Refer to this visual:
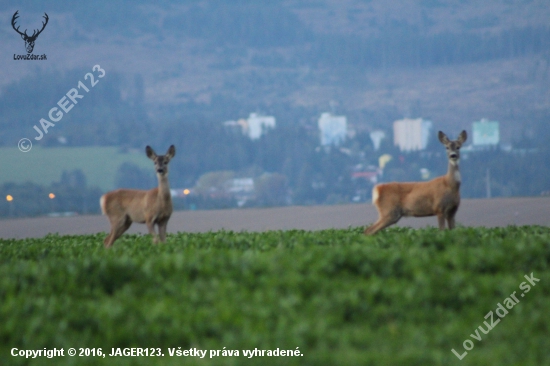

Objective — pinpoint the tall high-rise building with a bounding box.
[246,113,276,140]
[472,119,499,146]
[393,118,433,151]
[318,112,347,146]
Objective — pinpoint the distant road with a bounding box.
[0,197,549,239]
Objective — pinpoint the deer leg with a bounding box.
[446,206,458,229]
[437,214,446,230]
[364,210,402,235]
[364,219,383,235]
[146,220,159,244]
[447,215,456,230]
[104,216,132,248]
[158,221,168,243]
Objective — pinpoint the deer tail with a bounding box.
[100,195,107,215]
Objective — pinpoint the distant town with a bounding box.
[170,112,526,209]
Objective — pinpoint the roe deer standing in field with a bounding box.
[100,145,176,247]
[364,130,467,235]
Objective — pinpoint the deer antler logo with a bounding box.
[11,10,49,54]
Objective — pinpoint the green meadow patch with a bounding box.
[0,226,549,365]
[0,146,150,191]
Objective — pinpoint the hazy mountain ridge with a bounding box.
[289,0,550,36]
[1,0,549,141]
[5,0,548,37]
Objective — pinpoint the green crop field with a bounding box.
[0,226,549,366]
[0,147,151,191]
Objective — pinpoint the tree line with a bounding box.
[2,123,550,218]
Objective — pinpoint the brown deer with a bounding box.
[100,145,176,247]
[364,130,467,235]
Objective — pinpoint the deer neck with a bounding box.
[157,173,171,200]
[446,159,461,190]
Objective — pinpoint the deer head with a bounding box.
[146,145,176,176]
[12,11,49,54]
[438,130,467,164]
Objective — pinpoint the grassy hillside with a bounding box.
[0,226,549,365]
[0,147,151,191]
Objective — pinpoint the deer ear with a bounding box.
[145,146,157,160]
[166,145,176,160]
[457,130,468,145]
[438,131,450,145]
